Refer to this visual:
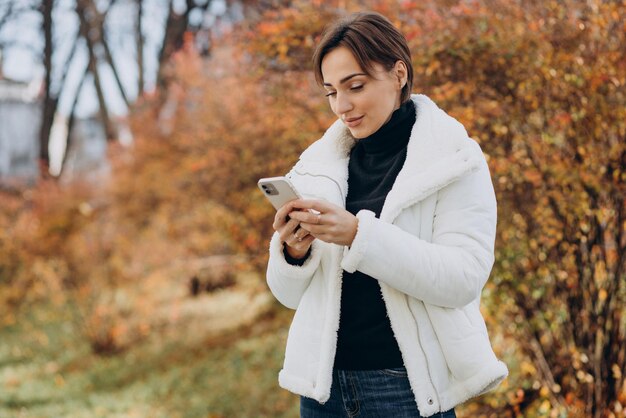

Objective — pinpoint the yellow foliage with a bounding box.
[520,361,537,376]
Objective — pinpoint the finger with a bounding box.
[273,200,298,229]
[290,235,315,252]
[276,201,294,220]
[278,218,301,242]
[273,208,288,230]
[288,210,321,224]
[286,230,312,249]
[309,231,330,242]
[293,226,309,241]
[285,235,299,248]
[286,218,302,234]
[283,226,298,246]
[291,199,333,213]
[298,222,322,235]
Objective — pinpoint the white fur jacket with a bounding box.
[266,94,508,416]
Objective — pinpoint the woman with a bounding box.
[266,11,508,418]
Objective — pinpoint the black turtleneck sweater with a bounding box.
[334,99,416,370]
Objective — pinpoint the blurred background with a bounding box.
[0,0,624,417]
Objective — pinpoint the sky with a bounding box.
[0,0,229,118]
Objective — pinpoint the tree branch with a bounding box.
[515,293,567,409]
[75,0,116,140]
[101,19,130,107]
[0,1,14,31]
[60,63,90,176]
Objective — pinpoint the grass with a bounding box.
[0,296,301,418]
[0,266,518,418]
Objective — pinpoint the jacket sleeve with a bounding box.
[266,232,323,309]
[340,159,497,309]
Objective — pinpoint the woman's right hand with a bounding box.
[273,200,315,259]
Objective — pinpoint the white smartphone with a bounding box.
[257,176,302,210]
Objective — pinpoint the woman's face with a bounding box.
[321,46,407,139]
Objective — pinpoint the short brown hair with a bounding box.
[312,12,414,104]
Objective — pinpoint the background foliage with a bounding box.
[1,0,624,417]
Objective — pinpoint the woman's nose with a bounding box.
[335,92,353,115]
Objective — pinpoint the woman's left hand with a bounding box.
[287,199,358,247]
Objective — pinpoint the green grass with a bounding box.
[0,301,300,418]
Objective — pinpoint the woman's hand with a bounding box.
[273,200,315,259]
[288,199,358,247]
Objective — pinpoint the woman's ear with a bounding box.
[394,60,408,89]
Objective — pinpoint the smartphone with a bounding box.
[257,176,302,210]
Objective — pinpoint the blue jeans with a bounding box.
[300,367,456,418]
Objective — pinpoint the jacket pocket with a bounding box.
[461,300,489,335]
[423,303,492,381]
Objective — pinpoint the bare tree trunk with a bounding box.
[136,0,144,96]
[75,0,116,141]
[43,0,122,177]
[36,0,83,177]
[59,65,90,177]
[39,0,53,169]
[156,0,212,92]
[98,0,129,108]
[156,0,187,93]
[101,34,130,108]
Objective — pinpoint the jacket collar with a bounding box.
[298,94,485,222]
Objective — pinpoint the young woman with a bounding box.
[266,11,508,418]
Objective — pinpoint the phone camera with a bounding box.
[261,183,279,196]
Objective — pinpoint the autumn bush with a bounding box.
[0,190,36,319]
[404,2,625,417]
[123,42,336,269]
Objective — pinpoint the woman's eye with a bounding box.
[324,85,362,97]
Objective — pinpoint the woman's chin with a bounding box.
[348,126,371,139]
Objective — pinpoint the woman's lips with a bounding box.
[344,115,364,128]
